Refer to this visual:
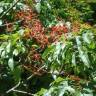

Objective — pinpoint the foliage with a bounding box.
[36,77,96,96]
[42,29,96,79]
[0,33,25,70]
[36,0,57,27]
[0,0,96,96]
[37,0,94,27]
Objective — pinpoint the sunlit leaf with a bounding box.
[13,49,19,56]
[8,58,14,71]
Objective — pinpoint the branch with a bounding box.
[0,0,21,19]
[13,89,34,96]
[6,81,34,96]
[37,65,46,72]
[6,81,21,94]
[26,65,46,81]
[27,75,34,81]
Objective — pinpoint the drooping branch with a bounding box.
[0,0,21,19]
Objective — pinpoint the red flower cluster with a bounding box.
[31,20,43,33]
[30,19,49,49]
[16,10,35,20]
[15,9,37,28]
[50,25,68,42]
[51,25,68,33]
[16,10,49,48]
[15,9,69,66]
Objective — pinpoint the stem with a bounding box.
[37,65,46,72]
[13,89,34,96]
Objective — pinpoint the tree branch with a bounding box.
[13,89,34,96]
[0,0,21,19]
[6,81,21,94]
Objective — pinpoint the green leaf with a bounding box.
[42,45,55,59]
[1,50,6,58]
[0,20,2,25]
[35,88,47,96]
[6,41,11,53]
[0,47,4,55]
[72,52,76,66]
[0,8,3,13]
[8,57,14,71]
[82,32,91,44]
[35,3,41,13]
[76,36,90,68]
[13,49,19,56]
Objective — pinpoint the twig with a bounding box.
[6,81,34,96]
[26,65,46,81]
[13,89,34,96]
[0,0,20,19]
[27,74,34,80]
[6,81,21,94]
[37,65,46,72]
